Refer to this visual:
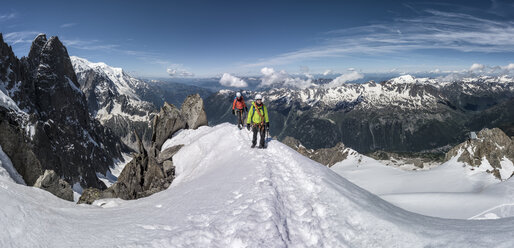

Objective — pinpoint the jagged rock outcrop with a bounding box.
[283,136,349,167]
[78,95,206,204]
[445,128,514,180]
[34,170,73,201]
[0,33,127,195]
[181,93,208,129]
[152,102,187,150]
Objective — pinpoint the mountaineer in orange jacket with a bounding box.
[232,92,248,129]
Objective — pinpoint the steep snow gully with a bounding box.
[1,123,514,247]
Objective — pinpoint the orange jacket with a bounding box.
[232,96,247,110]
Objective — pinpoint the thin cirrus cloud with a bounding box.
[3,31,40,45]
[62,39,170,65]
[244,9,514,68]
[0,12,16,21]
[60,23,77,28]
[219,73,248,87]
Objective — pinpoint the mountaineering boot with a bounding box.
[238,124,241,129]
[251,143,256,148]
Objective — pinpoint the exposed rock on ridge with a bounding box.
[446,128,514,180]
[78,94,206,204]
[283,136,349,167]
[34,170,73,201]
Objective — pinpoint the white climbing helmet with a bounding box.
[236,92,241,98]
[255,94,263,100]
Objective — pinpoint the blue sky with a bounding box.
[2,0,514,78]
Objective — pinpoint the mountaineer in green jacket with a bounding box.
[246,94,269,148]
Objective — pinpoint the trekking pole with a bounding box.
[247,124,253,142]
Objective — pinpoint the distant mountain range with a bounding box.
[71,56,213,150]
[205,75,514,153]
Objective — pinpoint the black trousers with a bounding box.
[252,125,266,147]
[236,109,244,125]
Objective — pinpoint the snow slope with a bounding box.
[331,150,514,219]
[1,123,514,247]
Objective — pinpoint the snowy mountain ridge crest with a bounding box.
[1,123,513,247]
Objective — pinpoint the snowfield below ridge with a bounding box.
[1,123,514,247]
[331,150,514,220]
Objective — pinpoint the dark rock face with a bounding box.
[34,170,74,201]
[0,33,126,194]
[0,109,42,185]
[78,95,206,204]
[445,128,514,180]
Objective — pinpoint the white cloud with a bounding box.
[219,73,248,87]
[60,23,77,28]
[167,65,194,77]
[437,63,514,82]
[325,71,364,88]
[470,63,485,71]
[323,69,334,76]
[260,67,314,89]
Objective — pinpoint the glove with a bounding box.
[266,122,270,131]
[232,109,235,115]
[246,124,251,131]
[244,106,248,112]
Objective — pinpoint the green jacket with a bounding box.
[247,101,269,125]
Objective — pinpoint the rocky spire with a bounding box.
[27,34,47,68]
[0,33,127,193]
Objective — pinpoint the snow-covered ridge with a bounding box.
[1,123,513,247]
[260,74,514,109]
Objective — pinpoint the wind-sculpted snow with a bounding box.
[1,124,514,247]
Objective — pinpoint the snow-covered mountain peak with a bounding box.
[71,56,123,75]
[71,56,157,150]
[71,56,142,100]
[386,74,439,85]
[390,74,416,84]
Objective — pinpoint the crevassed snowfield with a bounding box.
[1,123,514,247]
[331,150,514,219]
